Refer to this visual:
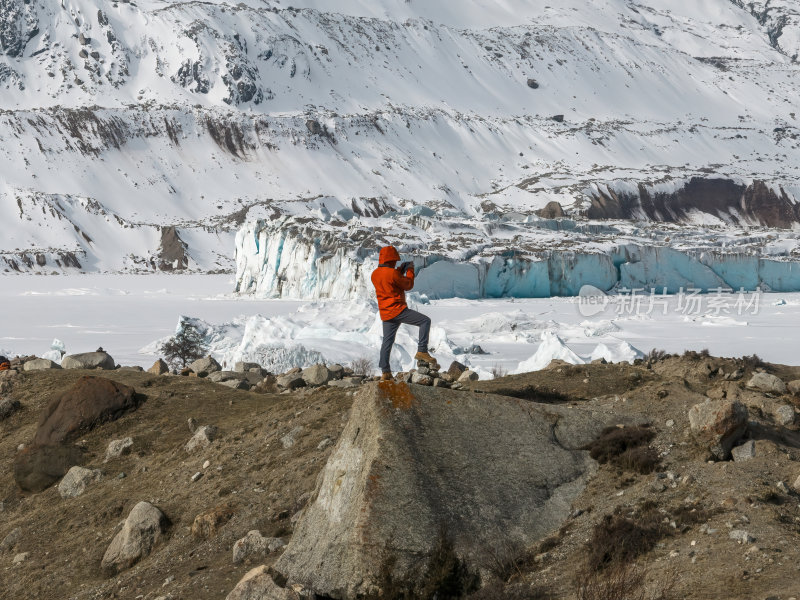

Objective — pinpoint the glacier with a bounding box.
[234,215,800,300]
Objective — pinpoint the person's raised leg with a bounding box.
[394,309,436,365]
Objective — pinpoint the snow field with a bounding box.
[2,275,799,376]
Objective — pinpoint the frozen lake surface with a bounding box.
[1,275,798,374]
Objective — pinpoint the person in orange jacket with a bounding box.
[371,246,438,380]
[0,355,10,371]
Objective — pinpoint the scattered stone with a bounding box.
[234,361,261,373]
[688,399,748,460]
[225,565,300,600]
[180,367,194,376]
[189,356,222,375]
[0,528,22,554]
[777,480,790,494]
[665,419,675,428]
[105,437,134,462]
[207,371,246,383]
[281,426,304,449]
[551,114,565,122]
[191,472,203,482]
[0,398,21,421]
[188,417,197,433]
[232,530,286,564]
[13,552,29,564]
[731,440,756,462]
[416,366,430,376]
[328,364,345,380]
[729,529,755,544]
[792,474,800,493]
[101,501,168,575]
[301,364,332,387]
[458,370,479,383]
[58,466,103,498]
[23,358,61,371]
[61,352,115,370]
[277,374,306,390]
[787,380,800,396]
[186,425,218,452]
[410,372,433,386]
[148,359,170,375]
[747,372,787,394]
[446,361,467,379]
[526,78,539,89]
[317,438,333,450]
[774,404,795,426]
[432,378,450,388]
[192,505,235,539]
[219,378,251,390]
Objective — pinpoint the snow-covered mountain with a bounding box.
[1,0,800,285]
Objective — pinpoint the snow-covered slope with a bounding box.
[1,0,799,276]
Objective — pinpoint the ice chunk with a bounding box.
[515,331,585,373]
[590,341,643,364]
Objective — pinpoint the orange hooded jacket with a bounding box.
[371,246,414,321]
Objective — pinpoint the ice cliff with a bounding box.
[235,215,800,300]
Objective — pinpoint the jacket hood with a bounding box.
[378,246,400,263]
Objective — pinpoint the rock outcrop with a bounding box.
[274,381,615,597]
[61,352,116,370]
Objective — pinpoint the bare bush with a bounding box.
[351,356,376,377]
[575,561,675,600]
[645,348,669,363]
[489,364,508,379]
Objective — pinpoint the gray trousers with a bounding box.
[379,308,431,372]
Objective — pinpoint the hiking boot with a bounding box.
[414,351,439,367]
[380,372,394,381]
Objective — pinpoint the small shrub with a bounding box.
[575,561,675,600]
[370,527,479,600]
[469,582,551,599]
[586,511,665,572]
[583,425,659,473]
[351,356,376,377]
[644,349,668,364]
[160,322,208,369]
[489,364,508,379]
[740,353,766,370]
[481,538,526,582]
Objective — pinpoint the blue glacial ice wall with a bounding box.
[235,221,800,299]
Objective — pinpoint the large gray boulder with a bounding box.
[101,501,168,575]
[747,372,787,394]
[23,358,62,371]
[302,364,332,387]
[274,382,616,597]
[61,352,115,370]
[688,398,748,460]
[189,356,221,374]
